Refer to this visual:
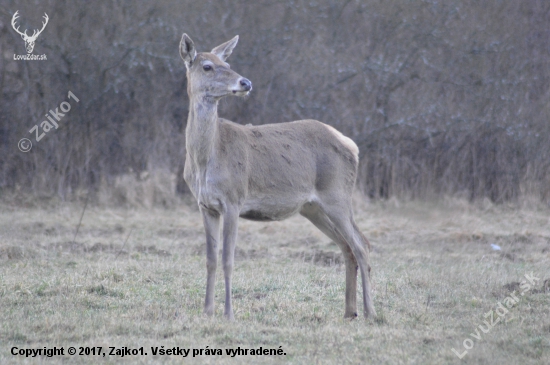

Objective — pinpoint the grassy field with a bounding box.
[1,197,549,364]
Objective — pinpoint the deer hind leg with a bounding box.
[347,217,376,318]
[301,201,376,319]
[201,208,220,316]
[300,203,358,318]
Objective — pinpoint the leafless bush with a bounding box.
[1,0,549,204]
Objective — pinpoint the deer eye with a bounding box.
[203,64,213,71]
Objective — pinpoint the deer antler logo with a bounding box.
[11,11,49,54]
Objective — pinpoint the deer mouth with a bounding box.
[232,89,251,96]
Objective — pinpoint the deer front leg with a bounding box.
[201,208,220,316]
[222,207,239,320]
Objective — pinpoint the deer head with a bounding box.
[180,34,252,101]
[11,11,49,54]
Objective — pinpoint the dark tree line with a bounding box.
[1,0,549,204]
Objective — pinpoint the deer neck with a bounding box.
[186,95,219,168]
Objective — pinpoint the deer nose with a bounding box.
[240,78,252,91]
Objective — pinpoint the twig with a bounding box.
[72,193,89,244]
[426,294,431,311]
[115,228,133,260]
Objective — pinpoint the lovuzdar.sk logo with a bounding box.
[11,10,48,61]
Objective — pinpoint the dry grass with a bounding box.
[1,197,549,364]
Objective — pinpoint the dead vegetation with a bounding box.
[0,200,549,364]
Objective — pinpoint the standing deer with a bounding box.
[180,33,376,320]
[11,11,49,54]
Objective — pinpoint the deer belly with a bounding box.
[239,210,276,221]
[239,194,307,221]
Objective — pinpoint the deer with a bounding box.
[179,33,376,320]
[11,11,49,54]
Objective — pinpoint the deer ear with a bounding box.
[180,33,197,67]
[211,35,239,61]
